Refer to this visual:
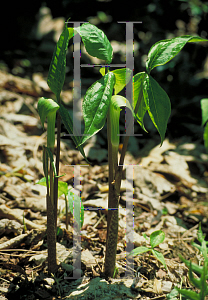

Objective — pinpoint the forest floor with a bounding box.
[0,67,208,300]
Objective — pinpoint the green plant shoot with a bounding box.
[129,230,167,269]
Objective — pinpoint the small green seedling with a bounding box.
[129,230,167,269]
[176,224,208,300]
[201,98,208,153]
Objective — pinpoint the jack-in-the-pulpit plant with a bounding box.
[37,21,208,276]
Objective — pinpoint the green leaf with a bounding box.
[188,263,202,290]
[99,67,106,76]
[58,103,89,163]
[179,254,203,276]
[175,288,200,300]
[79,71,115,145]
[201,99,208,153]
[146,35,208,74]
[133,72,147,131]
[201,98,208,126]
[47,24,70,99]
[166,288,178,300]
[36,176,50,186]
[56,181,68,198]
[111,68,132,95]
[204,123,208,153]
[142,233,148,240]
[68,27,75,40]
[68,190,84,228]
[36,177,68,198]
[143,75,171,145]
[75,23,113,63]
[151,249,167,269]
[128,246,150,256]
[150,230,165,248]
[197,223,205,243]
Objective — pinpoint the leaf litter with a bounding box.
[0,52,208,300]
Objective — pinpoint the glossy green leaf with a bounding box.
[99,67,105,76]
[68,190,84,228]
[111,68,132,95]
[143,75,171,145]
[58,103,89,163]
[37,97,59,149]
[128,246,150,256]
[133,72,147,131]
[175,288,200,300]
[79,72,115,145]
[68,27,75,40]
[146,35,208,74]
[150,230,165,248]
[201,98,208,126]
[75,23,113,63]
[151,249,167,269]
[47,24,70,98]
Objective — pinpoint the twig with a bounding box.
[0,233,28,250]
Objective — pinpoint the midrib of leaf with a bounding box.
[86,75,111,133]
[148,45,161,72]
[148,78,160,129]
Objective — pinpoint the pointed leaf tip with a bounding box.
[146,35,208,74]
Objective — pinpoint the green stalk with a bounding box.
[47,165,57,274]
[119,87,143,167]
[105,87,144,277]
[46,111,58,274]
[54,111,61,229]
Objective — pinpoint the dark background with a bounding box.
[1,0,208,149]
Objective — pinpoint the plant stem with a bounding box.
[119,87,143,167]
[65,195,68,230]
[47,165,57,274]
[104,88,144,277]
[105,109,119,277]
[54,112,61,229]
